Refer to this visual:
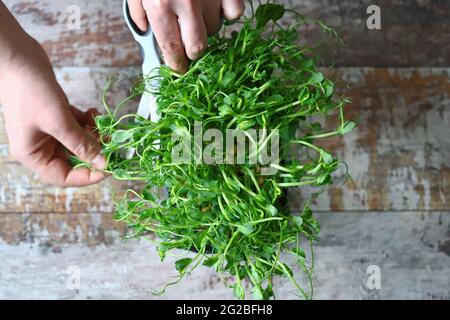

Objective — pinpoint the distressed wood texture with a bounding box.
[3,0,449,67]
[0,212,448,299]
[297,67,450,212]
[1,67,449,213]
[0,213,127,246]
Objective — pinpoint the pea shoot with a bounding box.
[85,1,354,300]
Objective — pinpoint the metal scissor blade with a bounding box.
[136,85,160,126]
[123,0,162,158]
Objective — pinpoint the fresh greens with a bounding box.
[86,0,353,299]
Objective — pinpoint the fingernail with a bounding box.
[92,153,107,170]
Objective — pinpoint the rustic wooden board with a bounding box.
[296,67,450,211]
[3,0,449,67]
[0,213,127,246]
[286,0,450,67]
[0,67,449,213]
[1,212,448,299]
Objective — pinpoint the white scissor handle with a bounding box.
[123,0,162,75]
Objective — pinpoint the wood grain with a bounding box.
[296,68,450,211]
[1,67,449,213]
[1,212,448,299]
[0,213,127,246]
[3,0,449,68]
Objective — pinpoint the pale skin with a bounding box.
[0,0,245,187]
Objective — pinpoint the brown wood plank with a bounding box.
[295,68,450,211]
[287,0,450,67]
[3,0,449,67]
[0,212,449,299]
[3,0,140,67]
[1,67,449,212]
[0,213,127,246]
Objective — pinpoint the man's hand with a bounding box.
[128,0,245,73]
[0,12,108,187]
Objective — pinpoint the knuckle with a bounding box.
[189,41,206,55]
[161,39,184,53]
[151,0,170,11]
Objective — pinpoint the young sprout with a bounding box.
[83,0,354,300]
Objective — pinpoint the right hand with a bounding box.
[128,0,246,73]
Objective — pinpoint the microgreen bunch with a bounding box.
[89,0,353,300]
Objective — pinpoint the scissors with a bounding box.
[123,0,224,157]
[123,0,163,158]
[123,0,163,124]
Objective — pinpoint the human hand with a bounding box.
[127,0,245,73]
[0,37,108,187]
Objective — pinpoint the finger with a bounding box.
[221,0,246,20]
[128,0,148,32]
[69,106,98,127]
[23,138,107,187]
[42,106,107,171]
[39,156,107,187]
[177,5,208,60]
[145,3,189,73]
[203,0,222,35]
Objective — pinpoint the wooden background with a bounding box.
[0,0,449,299]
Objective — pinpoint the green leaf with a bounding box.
[111,130,133,144]
[321,150,333,164]
[291,248,306,260]
[219,105,234,116]
[324,81,335,97]
[238,120,256,130]
[256,4,285,28]
[292,216,303,227]
[221,71,236,88]
[310,122,322,131]
[281,263,294,277]
[175,257,193,274]
[340,121,356,135]
[260,245,275,260]
[142,187,157,202]
[238,223,255,235]
[224,93,238,105]
[267,204,278,216]
[203,256,219,267]
[310,72,324,84]
[317,173,331,185]
[268,94,284,104]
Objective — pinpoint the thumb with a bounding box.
[45,107,107,171]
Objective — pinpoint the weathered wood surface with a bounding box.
[3,0,449,67]
[299,67,450,212]
[1,67,449,213]
[1,212,448,299]
[0,213,127,246]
